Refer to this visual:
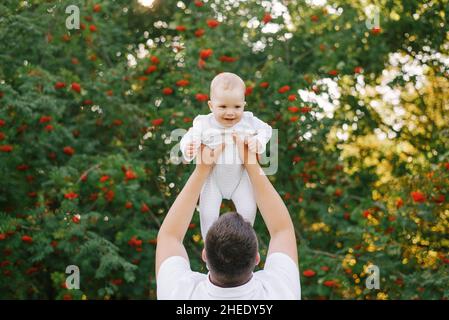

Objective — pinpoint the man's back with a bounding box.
[157,252,301,300]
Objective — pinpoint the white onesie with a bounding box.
[180,111,272,240]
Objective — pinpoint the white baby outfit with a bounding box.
[180,111,272,239]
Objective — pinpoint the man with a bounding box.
[156,134,300,299]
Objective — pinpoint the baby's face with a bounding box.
[208,89,246,128]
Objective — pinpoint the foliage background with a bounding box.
[0,0,448,299]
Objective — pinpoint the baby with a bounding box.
[180,72,272,240]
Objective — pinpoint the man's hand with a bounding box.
[195,143,225,173]
[248,137,262,154]
[233,133,259,166]
[185,141,200,159]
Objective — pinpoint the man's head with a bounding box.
[202,212,260,287]
[208,72,247,128]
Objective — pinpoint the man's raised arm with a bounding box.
[155,144,224,277]
[233,134,298,265]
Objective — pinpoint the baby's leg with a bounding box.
[199,175,223,240]
[231,170,257,226]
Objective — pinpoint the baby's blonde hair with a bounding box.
[210,72,246,100]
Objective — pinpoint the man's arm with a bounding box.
[155,144,224,277]
[233,134,298,265]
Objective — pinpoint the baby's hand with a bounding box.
[186,141,200,158]
[248,137,262,154]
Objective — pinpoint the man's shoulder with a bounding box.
[255,252,297,275]
[158,256,206,279]
[265,252,297,267]
[157,256,207,300]
[255,253,299,283]
[253,252,301,299]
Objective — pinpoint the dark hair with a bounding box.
[205,212,258,286]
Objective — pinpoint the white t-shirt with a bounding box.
[157,252,301,300]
